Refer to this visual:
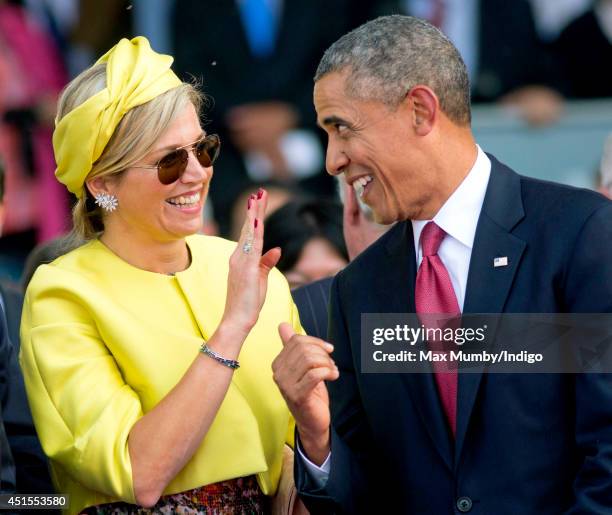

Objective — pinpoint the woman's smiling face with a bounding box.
[103,103,213,243]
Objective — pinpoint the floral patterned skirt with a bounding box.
[80,475,268,514]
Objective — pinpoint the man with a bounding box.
[273,16,612,514]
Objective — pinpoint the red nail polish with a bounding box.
[247,197,252,210]
[254,218,258,228]
[257,188,264,199]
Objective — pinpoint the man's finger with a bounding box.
[294,367,339,399]
[278,328,335,355]
[278,322,295,346]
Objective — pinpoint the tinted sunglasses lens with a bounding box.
[157,149,188,184]
[195,135,220,168]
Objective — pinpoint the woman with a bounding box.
[263,199,348,289]
[20,37,304,514]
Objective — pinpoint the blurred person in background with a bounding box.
[21,0,79,71]
[229,181,299,241]
[0,159,54,498]
[335,180,391,265]
[172,0,354,235]
[0,161,16,496]
[20,37,306,514]
[554,0,612,99]
[529,0,592,41]
[68,0,131,75]
[292,181,390,339]
[0,0,69,280]
[599,133,612,198]
[0,307,16,496]
[131,0,174,55]
[381,0,567,125]
[263,199,348,289]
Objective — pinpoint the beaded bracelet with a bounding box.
[199,343,240,369]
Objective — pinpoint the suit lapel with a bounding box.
[382,223,454,471]
[455,157,527,465]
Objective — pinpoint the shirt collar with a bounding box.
[412,145,491,251]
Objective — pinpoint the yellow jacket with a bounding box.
[20,235,300,514]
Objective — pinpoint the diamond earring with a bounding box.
[94,192,118,212]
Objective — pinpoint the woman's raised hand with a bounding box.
[221,188,281,336]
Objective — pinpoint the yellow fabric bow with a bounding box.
[53,37,182,197]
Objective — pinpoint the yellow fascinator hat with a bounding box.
[53,37,182,197]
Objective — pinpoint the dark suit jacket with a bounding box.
[0,281,30,428]
[0,304,16,493]
[291,277,334,340]
[554,9,612,99]
[0,282,53,494]
[296,156,612,513]
[474,0,563,100]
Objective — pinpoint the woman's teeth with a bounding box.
[167,192,200,206]
[353,175,373,198]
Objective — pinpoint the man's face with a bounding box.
[314,71,438,223]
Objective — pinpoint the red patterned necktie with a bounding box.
[415,221,460,436]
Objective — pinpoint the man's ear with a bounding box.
[405,85,438,136]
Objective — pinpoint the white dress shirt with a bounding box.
[299,145,492,485]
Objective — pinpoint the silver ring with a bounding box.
[242,233,254,254]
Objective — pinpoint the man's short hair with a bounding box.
[315,15,471,125]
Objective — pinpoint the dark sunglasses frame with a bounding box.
[133,134,220,184]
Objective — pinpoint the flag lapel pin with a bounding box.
[494,256,508,267]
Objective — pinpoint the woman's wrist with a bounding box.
[218,314,256,338]
[210,319,252,355]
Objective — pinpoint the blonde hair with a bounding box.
[56,63,204,241]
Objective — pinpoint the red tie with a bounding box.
[415,222,460,436]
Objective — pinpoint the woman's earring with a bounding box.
[94,193,118,212]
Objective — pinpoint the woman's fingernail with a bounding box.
[257,188,264,199]
[247,197,252,210]
[254,218,258,228]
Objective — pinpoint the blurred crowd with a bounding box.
[0,0,611,499]
[0,0,611,284]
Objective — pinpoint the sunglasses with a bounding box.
[134,134,220,184]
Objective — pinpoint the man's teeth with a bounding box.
[167,192,200,206]
[352,175,373,197]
